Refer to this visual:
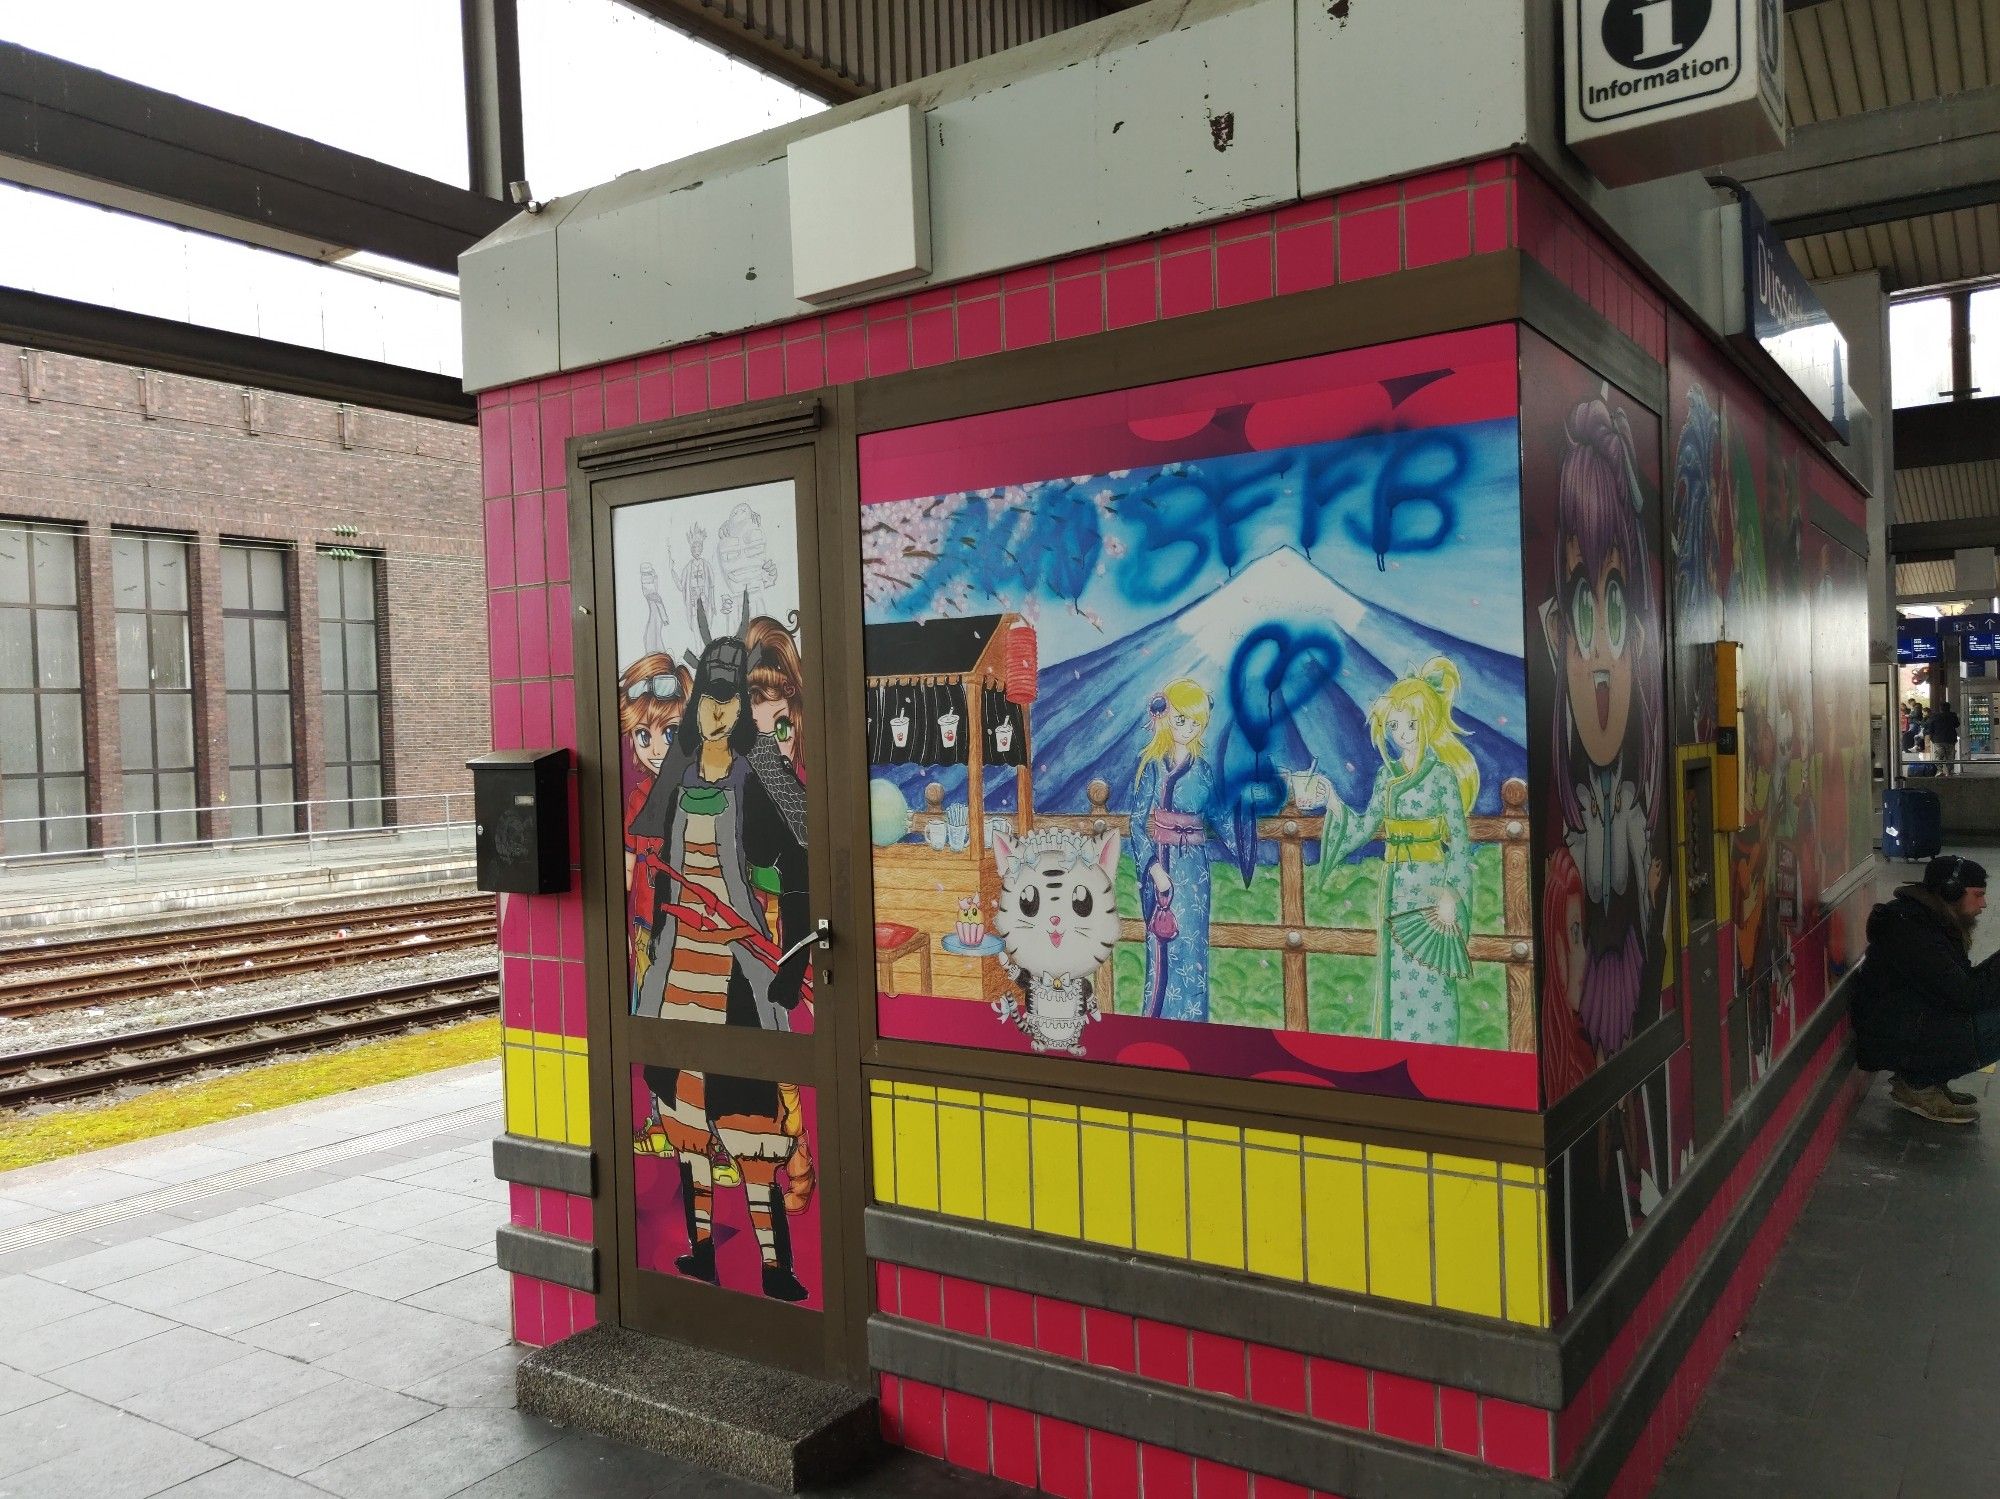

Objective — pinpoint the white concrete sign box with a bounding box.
[787,104,932,304]
[1566,0,1786,186]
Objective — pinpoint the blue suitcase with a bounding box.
[1883,787,1942,861]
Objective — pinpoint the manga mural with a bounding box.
[1520,332,1675,1314]
[1546,323,1872,1318]
[611,484,822,1308]
[857,327,1538,1110]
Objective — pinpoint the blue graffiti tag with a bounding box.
[1340,430,1468,571]
[1214,622,1345,879]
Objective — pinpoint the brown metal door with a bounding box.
[573,419,865,1382]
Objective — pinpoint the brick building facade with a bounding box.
[0,341,485,853]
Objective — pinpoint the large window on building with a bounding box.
[1891,294,1956,408]
[0,521,86,853]
[222,543,295,838]
[112,532,197,845]
[319,552,384,830]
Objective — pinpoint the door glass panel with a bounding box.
[629,1063,823,1305]
[610,480,819,1309]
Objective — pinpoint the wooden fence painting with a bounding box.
[906,775,1536,1052]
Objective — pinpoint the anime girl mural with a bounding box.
[629,609,814,1301]
[1319,658,1480,1045]
[1129,679,1217,1022]
[1540,391,1666,1066]
[1669,386,1726,745]
[619,653,691,990]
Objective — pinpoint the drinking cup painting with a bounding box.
[612,483,823,1307]
[859,328,1537,1105]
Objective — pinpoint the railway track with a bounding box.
[0,970,500,1108]
[0,896,496,1018]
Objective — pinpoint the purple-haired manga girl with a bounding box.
[1540,393,1665,1060]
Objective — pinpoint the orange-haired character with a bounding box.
[619,652,690,987]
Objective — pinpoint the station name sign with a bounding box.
[1566,0,1786,186]
[1727,197,1850,442]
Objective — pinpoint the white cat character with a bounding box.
[990,827,1121,1056]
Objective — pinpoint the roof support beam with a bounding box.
[1725,84,2000,240]
[0,42,512,273]
[1895,395,2000,471]
[1890,515,2000,561]
[0,286,474,424]
[463,0,527,203]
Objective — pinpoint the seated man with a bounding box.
[1853,856,2000,1124]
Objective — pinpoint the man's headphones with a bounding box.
[1936,856,1970,902]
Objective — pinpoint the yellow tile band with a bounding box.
[501,1026,592,1147]
[867,1079,1549,1328]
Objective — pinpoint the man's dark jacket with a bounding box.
[1852,883,1992,1080]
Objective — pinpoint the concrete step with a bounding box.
[518,1323,879,1493]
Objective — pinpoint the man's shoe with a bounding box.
[1944,1084,1981,1107]
[1890,1077,1978,1125]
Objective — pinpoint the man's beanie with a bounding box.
[1923,855,1988,894]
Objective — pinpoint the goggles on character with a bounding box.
[625,674,683,704]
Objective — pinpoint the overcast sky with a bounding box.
[0,0,823,376]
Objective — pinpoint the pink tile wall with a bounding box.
[477,162,1545,1021]
[477,150,1694,1368]
[881,1265,1553,1480]
[1514,167,1669,364]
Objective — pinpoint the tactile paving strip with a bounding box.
[0,1100,501,1255]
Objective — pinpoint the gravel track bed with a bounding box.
[0,945,498,1057]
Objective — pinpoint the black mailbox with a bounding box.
[467,749,570,894]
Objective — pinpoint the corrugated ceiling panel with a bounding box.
[1788,205,2000,290]
[1786,0,2000,124]
[1894,462,2000,523]
[1897,558,1961,592]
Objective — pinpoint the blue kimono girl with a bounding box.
[1129,679,1216,1022]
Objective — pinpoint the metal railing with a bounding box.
[0,790,475,875]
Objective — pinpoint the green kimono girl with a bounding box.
[1319,657,1481,1045]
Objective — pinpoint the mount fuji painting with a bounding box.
[857,331,1538,1099]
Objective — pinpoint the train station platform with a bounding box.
[0,1063,988,1498]
[4,846,1998,1497]
[0,827,476,936]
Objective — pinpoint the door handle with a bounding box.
[776,918,831,967]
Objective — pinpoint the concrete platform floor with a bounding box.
[1656,843,2000,1498]
[0,1065,1003,1499]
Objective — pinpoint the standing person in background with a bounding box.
[1930,699,1962,776]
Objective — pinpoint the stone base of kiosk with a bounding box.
[517,1324,879,1492]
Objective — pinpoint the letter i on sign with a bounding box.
[1634,0,1678,60]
